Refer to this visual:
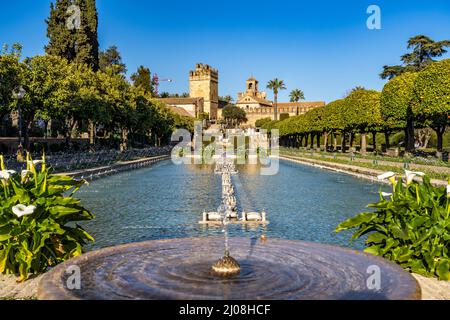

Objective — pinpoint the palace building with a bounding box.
[235,77,326,127]
[159,67,325,127]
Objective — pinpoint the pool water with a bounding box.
[77,160,386,250]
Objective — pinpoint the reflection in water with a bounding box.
[78,159,386,250]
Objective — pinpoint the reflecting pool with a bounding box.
[77,160,386,250]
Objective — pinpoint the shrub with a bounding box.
[336,170,450,280]
[255,118,272,128]
[0,153,94,281]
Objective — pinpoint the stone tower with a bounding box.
[189,63,218,120]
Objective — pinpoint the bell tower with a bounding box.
[246,77,258,96]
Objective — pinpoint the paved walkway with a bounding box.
[413,274,450,300]
[0,274,42,300]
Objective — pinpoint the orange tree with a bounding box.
[413,59,450,152]
[381,72,419,151]
[344,89,383,153]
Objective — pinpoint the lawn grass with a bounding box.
[280,148,450,181]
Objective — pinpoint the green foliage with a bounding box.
[266,78,286,97]
[261,120,280,131]
[289,89,305,102]
[380,35,450,80]
[46,0,99,70]
[336,173,450,280]
[222,105,247,127]
[274,90,381,140]
[0,44,23,119]
[131,65,153,95]
[197,112,209,121]
[99,45,127,75]
[279,113,290,121]
[413,59,450,119]
[322,99,346,132]
[255,118,272,128]
[0,154,94,281]
[413,59,450,151]
[344,89,382,133]
[381,72,418,130]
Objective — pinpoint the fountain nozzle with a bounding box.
[212,250,241,277]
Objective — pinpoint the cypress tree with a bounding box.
[46,0,99,70]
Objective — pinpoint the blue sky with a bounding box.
[1,0,450,103]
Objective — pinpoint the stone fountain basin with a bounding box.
[37,237,421,300]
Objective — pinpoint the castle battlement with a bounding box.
[189,63,218,81]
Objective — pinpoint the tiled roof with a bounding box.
[159,97,203,105]
[237,95,273,107]
[277,101,326,107]
[167,106,194,118]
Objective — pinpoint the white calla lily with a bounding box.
[27,160,43,166]
[404,170,425,185]
[447,185,450,195]
[381,192,393,198]
[377,171,395,180]
[21,169,33,177]
[377,171,397,185]
[0,170,16,181]
[12,204,36,218]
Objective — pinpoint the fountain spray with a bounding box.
[211,155,240,276]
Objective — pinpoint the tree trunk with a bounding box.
[349,132,354,148]
[89,120,95,145]
[310,133,314,149]
[423,134,431,149]
[372,131,377,151]
[360,132,367,154]
[23,119,30,152]
[70,119,78,139]
[405,114,415,153]
[304,134,309,147]
[316,133,321,149]
[323,132,329,151]
[434,126,446,153]
[44,120,48,139]
[384,132,390,150]
[342,132,346,153]
[274,93,278,121]
[333,132,337,151]
[120,128,128,151]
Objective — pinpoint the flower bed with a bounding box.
[0,153,94,281]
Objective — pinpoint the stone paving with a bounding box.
[0,274,42,300]
[413,274,450,300]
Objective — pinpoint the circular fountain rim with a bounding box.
[37,237,422,300]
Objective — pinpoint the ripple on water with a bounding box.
[77,160,388,249]
[39,238,420,300]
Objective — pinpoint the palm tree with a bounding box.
[267,78,286,120]
[289,89,305,102]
